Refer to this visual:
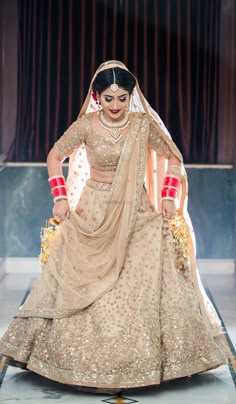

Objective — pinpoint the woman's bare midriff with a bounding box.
[90,167,115,183]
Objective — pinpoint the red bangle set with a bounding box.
[161,187,177,198]
[51,186,67,197]
[161,176,180,201]
[48,175,68,203]
[163,176,179,188]
[49,176,66,188]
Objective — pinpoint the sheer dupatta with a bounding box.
[16,113,149,317]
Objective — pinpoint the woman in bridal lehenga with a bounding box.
[0,60,227,394]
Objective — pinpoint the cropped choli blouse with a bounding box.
[54,112,171,171]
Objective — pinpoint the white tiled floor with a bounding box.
[0,268,235,404]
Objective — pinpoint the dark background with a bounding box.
[0,0,235,164]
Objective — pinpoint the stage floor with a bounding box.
[0,268,235,404]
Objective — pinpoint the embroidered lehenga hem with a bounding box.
[1,343,227,388]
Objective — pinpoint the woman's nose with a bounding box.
[111,98,119,109]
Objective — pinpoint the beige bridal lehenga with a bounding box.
[0,61,227,390]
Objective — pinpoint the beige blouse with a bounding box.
[54,112,171,171]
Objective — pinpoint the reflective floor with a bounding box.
[0,267,235,404]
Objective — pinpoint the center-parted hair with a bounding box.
[92,67,136,94]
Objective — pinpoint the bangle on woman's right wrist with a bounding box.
[53,196,68,203]
[161,174,180,202]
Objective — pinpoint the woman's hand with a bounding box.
[52,200,70,222]
[161,199,176,220]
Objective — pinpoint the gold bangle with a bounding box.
[53,196,68,203]
[161,196,176,202]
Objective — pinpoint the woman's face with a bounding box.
[98,87,130,122]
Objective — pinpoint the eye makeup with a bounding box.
[103,94,128,103]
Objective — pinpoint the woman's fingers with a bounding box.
[55,210,70,221]
[162,200,176,219]
[162,209,172,220]
[53,212,69,222]
[52,200,70,222]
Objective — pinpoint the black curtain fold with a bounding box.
[10,0,222,163]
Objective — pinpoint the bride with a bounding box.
[0,60,227,393]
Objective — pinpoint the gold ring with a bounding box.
[54,216,61,223]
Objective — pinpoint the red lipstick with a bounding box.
[109,109,120,114]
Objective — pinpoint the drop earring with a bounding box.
[92,90,102,109]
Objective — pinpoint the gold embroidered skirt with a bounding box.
[0,180,227,389]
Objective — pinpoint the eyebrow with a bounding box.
[103,93,128,97]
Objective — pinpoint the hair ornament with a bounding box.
[110,69,119,92]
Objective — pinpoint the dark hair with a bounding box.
[92,67,136,94]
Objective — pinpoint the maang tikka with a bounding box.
[110,69,119,92]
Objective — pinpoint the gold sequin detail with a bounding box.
[168,210,192,274]
[148,121,171,158]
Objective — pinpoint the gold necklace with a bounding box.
[99,111,130,128]
[98,111,130,143]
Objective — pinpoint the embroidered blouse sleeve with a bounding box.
[54,115,88,160]
[148,121,171,159]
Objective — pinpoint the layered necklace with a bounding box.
[98,111,130,143]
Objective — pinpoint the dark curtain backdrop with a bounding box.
[217,0,236,166]
[9,0,222,163]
